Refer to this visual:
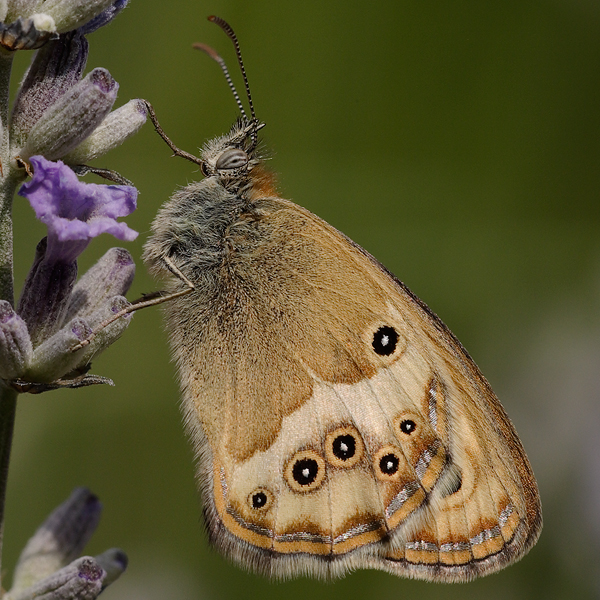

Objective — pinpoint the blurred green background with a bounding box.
[4,0,600,598]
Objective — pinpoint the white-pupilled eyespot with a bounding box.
[325,425,364,468]
[248,488,274,511]
[284,449,326,493]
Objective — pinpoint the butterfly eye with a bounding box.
[284,449,326,493]
[216,147,249,170]
[372,326,399,356]
[399,420,416,435]
[325,426,364,468]
[248,488,273,510]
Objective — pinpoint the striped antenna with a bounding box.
[207,16,258,147]
[193,42,248,120]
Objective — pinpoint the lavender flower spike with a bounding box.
[18,156,137,264]
[94,549,127,588]
[0,15,57,52]
[6,2,42,22]
[81,0,129,34]
[17,157,137,350]
[24,317,92,382]
[17,239,78,347]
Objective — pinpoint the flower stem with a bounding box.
[0,174,18,305]
[0,385,16,592]
[0,50,15,305]
[0,49,16,593]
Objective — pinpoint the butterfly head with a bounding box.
[194,18,275,198]
[199,116,261,174]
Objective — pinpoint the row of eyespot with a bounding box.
[248,323,405,510]
[249,419,417,510]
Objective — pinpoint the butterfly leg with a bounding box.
[143,101,204,166]
[70,255,195,352]
[70,164,133,186]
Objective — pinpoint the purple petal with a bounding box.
[18,156,138,263]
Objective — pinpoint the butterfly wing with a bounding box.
[156,191,541,581]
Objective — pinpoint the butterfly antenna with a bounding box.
[207,15,259,148]
[193,42,248,120]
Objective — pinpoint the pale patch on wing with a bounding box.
[213,358,448,559]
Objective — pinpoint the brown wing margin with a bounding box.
[341,234,542,582]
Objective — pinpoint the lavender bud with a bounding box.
[94,549,127,588]
[11,488,102,592]
[9,557,105,600]
[18,241,78,348]
[0,300,33,380]
[24,317,91,382]
[65,247,135,322]
[11,31,88,145]
[38,0,116,34]
[22,68,118,161]
[73,295,132,367]
[63,98,147,163]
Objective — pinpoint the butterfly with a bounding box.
[141,16,542,581]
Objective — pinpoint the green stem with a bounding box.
[0,386,16,593]
[0,49,15,595]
